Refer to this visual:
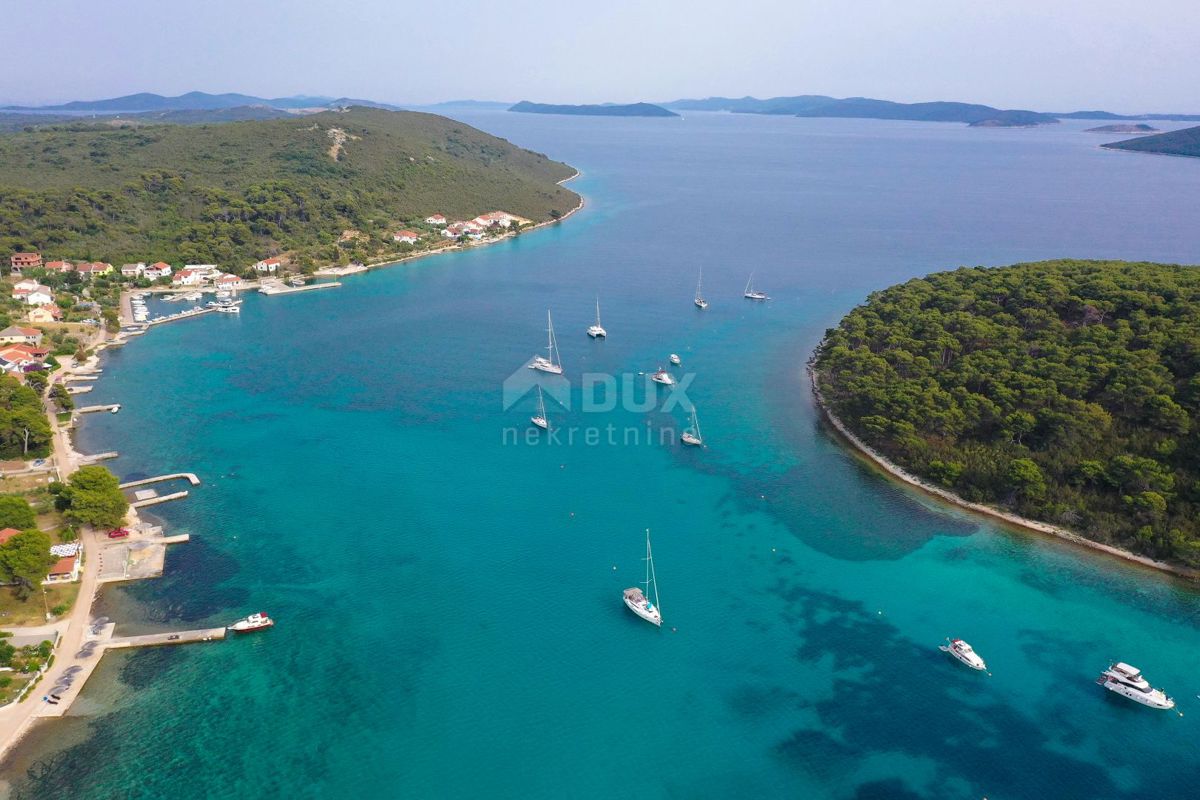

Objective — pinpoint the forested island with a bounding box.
[1086,124,1157,134]
[0,106,578,266]
[1102,125,1200,158]
[813,260,1200,567]
[509,101,678,118]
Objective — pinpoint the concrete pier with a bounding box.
[259,281,341,295]
[65,385,93,395]
[80,451,118,464]
[106,627,227,649]
[76,404,120,415]
[131,490,189,508]
[119,472,201,489]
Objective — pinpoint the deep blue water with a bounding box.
[4,113,1200,799]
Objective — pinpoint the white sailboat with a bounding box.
[587,297,607,338]
[623,529,662,627]
[694,269,708,309]
[744,272,769,301]
[530,385,549,430]
[681,407,703,446]
[529,310,564,374]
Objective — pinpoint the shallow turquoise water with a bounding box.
[6,113,1200,798]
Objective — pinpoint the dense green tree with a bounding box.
[0,496,36,530]
[815,260,1200,566]
[63,466,128,529]
[0,529,54,598]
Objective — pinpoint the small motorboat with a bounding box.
[229,612,274,633]
[669,354,682,366]
[650,368,674,386]
[939,638,987,671]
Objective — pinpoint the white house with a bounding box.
[171,268,204,287]
[13,283,54,306]
[392,230,420,245]
[0,326,43,346]
[144,262,173,280]
[443,222,485,240]
[215,273,243,290]
[120,262,146,278]
[424,214,447,225]
[253,257,281,274]
[184,264,220,279]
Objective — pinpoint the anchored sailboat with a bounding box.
[695,269,708,309]
[530,385,549,430]
[623,529,662,626]
[530,310,563,374]
[681,407,703,446]
[744,272,769,301]
[588,297,607,338]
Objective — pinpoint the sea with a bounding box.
[3,111,1200,799]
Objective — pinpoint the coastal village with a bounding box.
[0,206,539,756]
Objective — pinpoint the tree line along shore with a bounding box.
[813,259,1200,570]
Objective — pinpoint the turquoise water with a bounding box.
[6,113,1200,798]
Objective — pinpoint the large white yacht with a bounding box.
[1096,662,1175,709]
[938,638,987,671]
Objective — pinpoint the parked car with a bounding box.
[107,528,130,539]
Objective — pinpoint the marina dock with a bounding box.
[79,451,119,464]
[76,404,120,415]
[147,306,218,325]
[130,490,189,508]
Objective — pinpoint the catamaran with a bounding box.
[623,529,662,627]
[587,297,607,339]
[744,272,769,301]
[530,385,549,430]
[695,269,708,309]
[681,407,703,446]
[530,310,563,374]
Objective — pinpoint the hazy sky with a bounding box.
[4,0,1198,111]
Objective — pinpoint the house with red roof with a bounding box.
[392,230,421,244]
[45,555,80,584]
[75,261,114,278]
[0,326,43,346]
[143,262,173,280]
[171,268,205,287]
[253,257,282,274]
[215,273,243,290]
[0,528,21,545]
[44,260,73,273]
[28,304,63,324]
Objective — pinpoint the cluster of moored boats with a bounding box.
[939,637,1177,710]
[527,270,769,446]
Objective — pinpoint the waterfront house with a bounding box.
[44,260,73,273]
[27,304,62,324]
[0,326,44,346]
[443,222,485,240]
[184,264,220,279]
[172,268,204,287]
[215,273,243,290]
[424,214,447,225]
[0,345,48,373]
[392,230,421,244]
[8,253,42,275]
[472,211,528,229]
[120,262,146,278]
[45,555,80,584]
[253,257,282,274]
[143,262,173,280]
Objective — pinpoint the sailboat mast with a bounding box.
[595,296,601,327]
[646,528,660,612]
[546,310,560,367]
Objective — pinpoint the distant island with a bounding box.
[509,101,678,118]
[813,259,1200,570]
[0,106,579,266]
[663,95,1200,127]
[1085,124,1158,134]
[1102,125,1200,158]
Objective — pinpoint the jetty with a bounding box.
[106,627,226,649]
[130,490,189,508]
[259,281,341,296]
[119,472,201,489]
[147,306,217,326]
[79,451,118,464]
[75,404,120,415]
[65,385,93,395]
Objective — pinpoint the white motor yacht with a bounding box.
[1096,662,1175,709]
[939,638,987,671]
[669,353,681,366]
[650,368,674,386]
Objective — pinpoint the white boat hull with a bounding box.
[529,357,563,375]
[1098,676,1175,709]
[695,299,708,309]
[681,432,702,446]
[939,641,986,670]
[651,374,674,386]
[531,416,548,430]
[623,594,662,626]
[588,326,606,338]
